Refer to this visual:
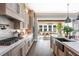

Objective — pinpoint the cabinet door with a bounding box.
[64,47,78,56]
[22,41,28,56]
[11,43,24,56]
[22,40,30,56]
[58,49,64,56]
[54,44,58,55]
[66,51,74,56]
[11,46,22,56]
[25,41,29,55]
[2,51,11,56]
[65,49,75,56]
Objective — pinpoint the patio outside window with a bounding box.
[44,25,47,32]
[49,25,52,32]
[39,25,42,32]
[53,25,56,32]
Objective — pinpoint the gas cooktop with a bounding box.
[0,37,19,46]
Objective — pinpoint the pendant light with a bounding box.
[65,3,71,23]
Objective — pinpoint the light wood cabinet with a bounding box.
[2,34,33,56]
[54,43,78,56]
[58,49,64,56]
[21,41,27,56]
[3,41,27,56]
[2,44,23,56]
[11,42,24,56]
[25,41,29,55]
[11,47,22,56]
[22,41,28,56]
[54,44,64,56]
[22,37,34,56]
[64,46,78,56]
[2,51,11,56]
[53,44,58,56]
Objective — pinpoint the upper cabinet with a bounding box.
[0,3,36,30]
[28,10,35,29]
[0,3,24,22]
[6,4,20,14]
[0,3,30,29]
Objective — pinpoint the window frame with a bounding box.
[49,25,52,32]
[44,25,47,32]
[39,25,42,32]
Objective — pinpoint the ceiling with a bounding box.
[26,0,79,13]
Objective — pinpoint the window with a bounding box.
[53,25,56,32]
[49,25,52,32]
[44,25,47,32]
[39,25,42,32]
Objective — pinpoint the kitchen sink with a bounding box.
[55,38,75,52]
[56,38,75,42]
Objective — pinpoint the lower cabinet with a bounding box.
[2,34,34,56]
[53,44,64,56]
[2,51,11,56]
[53,44,58,55]
[3,47,23,56]
[11,43,24,56]
[58,49,64,56]
[11,47,22,56]
[25,41,29,55]
[54,41,79,56]
[22,41,28,56]
[64,47,78,56]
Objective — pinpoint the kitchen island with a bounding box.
[63,41,79,56]
[51,36,79,56]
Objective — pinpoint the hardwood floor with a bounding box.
[27,36,53,56]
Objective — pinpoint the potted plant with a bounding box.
[63,26,74,38]
[56,23,63,36]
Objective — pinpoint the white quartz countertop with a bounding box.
[63,41,79,55]
[0,34,33,56]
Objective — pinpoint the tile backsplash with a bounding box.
[0,29,15,40]
[0,15,15,40]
